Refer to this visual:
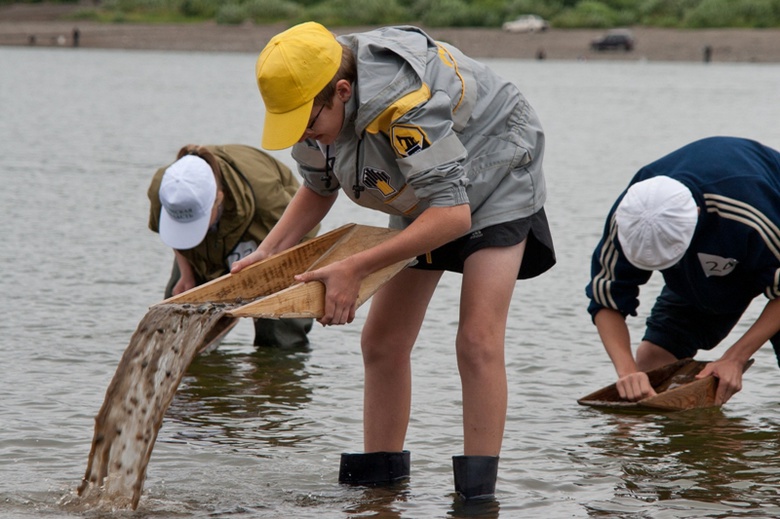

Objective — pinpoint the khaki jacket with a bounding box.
[149,144,317,282]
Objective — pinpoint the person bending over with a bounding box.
[586,136,780,406]
[231,22,556,499]
[148,144,318,347]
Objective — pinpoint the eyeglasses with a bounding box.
[307,104,325,131]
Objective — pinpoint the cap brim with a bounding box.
[159,211,211,250]
[262,99,314,150]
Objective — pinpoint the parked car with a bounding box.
[590,29,635,51]
[502,15,550,33]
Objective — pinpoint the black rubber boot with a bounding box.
[452,455,499,499]
[338,451,410,485]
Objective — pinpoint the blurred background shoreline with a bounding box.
[2,2,780,62]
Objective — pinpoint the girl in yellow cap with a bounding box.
[232,21,556,500]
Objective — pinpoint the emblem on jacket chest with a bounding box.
[362,167,397,197]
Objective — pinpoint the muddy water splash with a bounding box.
[76,302,237,510]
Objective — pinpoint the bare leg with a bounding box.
[458,241,525,455]
[636,340,678,371]
[361,268,442,452]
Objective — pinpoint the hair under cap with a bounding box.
[256,22,342,150]
[158,155,216,250]
[615,176,698,271]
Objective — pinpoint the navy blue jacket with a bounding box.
[587,137,780,320]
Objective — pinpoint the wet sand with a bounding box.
[2,2,780,62]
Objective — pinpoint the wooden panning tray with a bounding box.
[157,223,414,319]
[577,358,754,411]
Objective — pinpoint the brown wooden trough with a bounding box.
[577,358,754,411]
[156,223,414,319]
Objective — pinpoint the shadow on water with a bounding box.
[341,482,413,518]
[580,406,780,517]
[448,496,501,518]
[163,344,315,452]
[337,481,502,519]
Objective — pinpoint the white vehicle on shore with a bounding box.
[502,15,550,33]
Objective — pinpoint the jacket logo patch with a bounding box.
[391,124,430,157]
[362,167,397,197]
[697,252,738,277]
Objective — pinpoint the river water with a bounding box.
[1,45,780,519]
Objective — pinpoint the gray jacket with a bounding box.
[291,25,546,232]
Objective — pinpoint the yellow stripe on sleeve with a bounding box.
[365,84,432,135]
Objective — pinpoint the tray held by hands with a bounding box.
[157,223,415,319]
[577,358,754,411]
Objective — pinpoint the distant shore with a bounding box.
[2,3,780,62]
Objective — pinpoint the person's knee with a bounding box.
[361,326,414,368]
[455,326,504,375]
[636,341,678,371]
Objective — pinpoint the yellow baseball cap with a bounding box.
[256,22,342,150]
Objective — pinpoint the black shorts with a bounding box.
[644,286,780,365]
[410,208,556,280]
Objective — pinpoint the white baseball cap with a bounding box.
[616,176,698,271]
[158,155,216,250]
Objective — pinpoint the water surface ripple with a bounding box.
[1,47,780,518]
